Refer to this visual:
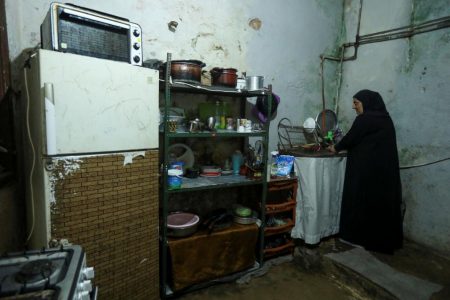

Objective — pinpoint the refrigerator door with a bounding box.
[31,49,158,155]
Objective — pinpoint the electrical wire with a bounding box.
[400,157,450,170]
[23,66,36,244]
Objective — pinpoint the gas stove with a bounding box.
[0,245,96,300]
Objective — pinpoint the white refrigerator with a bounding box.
[23,49,159,248]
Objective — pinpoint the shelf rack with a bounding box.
[160,53,272,297]
[263,178,298,260]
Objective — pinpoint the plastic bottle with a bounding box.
[215,100,221,129]
[220,102,227,129]
[269,151,279,179]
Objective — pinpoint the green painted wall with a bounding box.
[339,0,450,256]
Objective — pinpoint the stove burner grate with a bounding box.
[15,259,55,284]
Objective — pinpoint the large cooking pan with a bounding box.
[162,60,206,83]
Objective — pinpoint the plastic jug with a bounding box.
[168,169,183,189]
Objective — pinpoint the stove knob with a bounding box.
[133,55,141,63]
[79,280,93,292]
[83,267,95,279]
[133,29,140,37]
[133,42,141,50]
[79,290,90,300]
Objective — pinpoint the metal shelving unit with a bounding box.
[160,53,272,297]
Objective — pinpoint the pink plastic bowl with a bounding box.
[167,212,200,237]
[167,212,199,229]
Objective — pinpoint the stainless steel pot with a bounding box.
[245,76,264,90]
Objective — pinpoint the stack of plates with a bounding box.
[200,166,222,177]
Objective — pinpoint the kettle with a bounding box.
[189,118,201,133]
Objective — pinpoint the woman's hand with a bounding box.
[327,145,336,153]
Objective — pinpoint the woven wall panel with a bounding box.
[50,150,159,300]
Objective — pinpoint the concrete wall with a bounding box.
[5,0,343,153]
[338,0,450,256]
[5,0,449,256]
[4,1,344,251]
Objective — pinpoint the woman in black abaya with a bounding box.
[329,89,403,254]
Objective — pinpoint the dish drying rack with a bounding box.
[277,118,320,151]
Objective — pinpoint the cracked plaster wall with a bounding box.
[338,0,450,255]
[6,0,343,153]
[8,0,446,255]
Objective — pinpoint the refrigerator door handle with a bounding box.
[44,82,57,155]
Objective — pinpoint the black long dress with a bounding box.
[335,90,403,254]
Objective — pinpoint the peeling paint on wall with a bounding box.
[248,18,262,30]
[314,0,340,20]
[412,0,450,23]
[191,32,214,49]
[122,151,146,165]
[46,151,146,204]
[47,158,83,204]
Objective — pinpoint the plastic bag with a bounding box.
[276,155,295,176]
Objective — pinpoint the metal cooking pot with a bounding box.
[245,76,264,90]
[162,60,206,83]
[210,68,238,87]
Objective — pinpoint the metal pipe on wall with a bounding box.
[320,0,450,119]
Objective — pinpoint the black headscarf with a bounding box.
[353,89,389,116]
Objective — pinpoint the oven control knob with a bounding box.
[79,280,93,292]
[133,56,141,63]
[82,267,95,279]
[79,290,90,300]
[133,29,140,37]
[133,43,141,50]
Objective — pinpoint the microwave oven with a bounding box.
[41,2,143,66]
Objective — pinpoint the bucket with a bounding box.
[168,169,183,189]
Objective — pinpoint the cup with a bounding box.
[226,118,234,130]
[206,116,216,131]
[244,120,252,132]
